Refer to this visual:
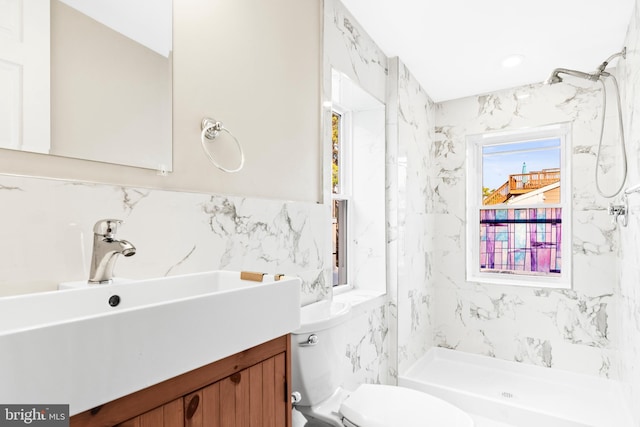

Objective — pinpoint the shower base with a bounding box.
[398,347,632,427]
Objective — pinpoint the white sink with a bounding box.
[0,271,301,415]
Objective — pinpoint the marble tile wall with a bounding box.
[393,59,437,375]
[350,105,386,294]
[323,0,388,104]
[324,0,394,386]
[324,0,438,383]
[433,78,622,377]
[339,302,391,391]
[617,0,640,422]
[0,174,328,305]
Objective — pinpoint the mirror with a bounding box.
[0,0,172,171]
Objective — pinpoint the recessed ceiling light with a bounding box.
[502,54,525,68]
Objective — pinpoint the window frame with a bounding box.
[465,123,572,289]
[331,105,353,291]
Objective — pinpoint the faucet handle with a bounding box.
[93,219,123,238]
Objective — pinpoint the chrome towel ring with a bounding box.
[200,118,245,173]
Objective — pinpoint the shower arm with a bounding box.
[598,47,627,73]
[546,47,628,85]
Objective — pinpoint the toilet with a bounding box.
[292,300,474,427]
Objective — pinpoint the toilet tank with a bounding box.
[291,300,351,407]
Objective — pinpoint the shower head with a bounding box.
[545,70,564,85]
[545,48,627,86]
[544,67,600,85]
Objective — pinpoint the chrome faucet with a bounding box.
[88,219,136,284]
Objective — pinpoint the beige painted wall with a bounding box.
[0,0,322,202]
[51,0,172,170]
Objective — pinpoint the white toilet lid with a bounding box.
[339,384,474,427]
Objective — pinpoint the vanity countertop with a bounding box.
[0,271,301,415]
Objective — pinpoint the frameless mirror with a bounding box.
[0,0,173,171]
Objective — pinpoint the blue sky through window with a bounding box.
[482,138,561,191]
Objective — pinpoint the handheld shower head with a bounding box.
[545,68,599,85]
[545,70,563,85]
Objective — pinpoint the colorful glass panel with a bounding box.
[479,208,562,276]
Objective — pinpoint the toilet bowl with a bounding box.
[292,300,474,427]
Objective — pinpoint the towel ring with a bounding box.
[200,118,245,173]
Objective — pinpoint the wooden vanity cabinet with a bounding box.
[71,335,292,427]
[116,398,184,427]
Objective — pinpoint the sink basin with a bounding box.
[0,271,301,415]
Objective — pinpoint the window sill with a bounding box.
[467,272,571,289]
[332,283,353,296]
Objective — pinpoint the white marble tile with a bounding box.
[323,0,388,103]
[324,0,393,387]
[394,59,437,375]
[340,303,391,388]
[0,175,328,304]
[386,58,400,383]
[616,0,640,422]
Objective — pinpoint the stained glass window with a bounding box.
[480,208,562,276]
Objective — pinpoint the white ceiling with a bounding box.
[339,0,635,102]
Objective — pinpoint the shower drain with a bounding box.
[501,391,515,399]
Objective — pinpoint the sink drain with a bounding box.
[108,295,121,307]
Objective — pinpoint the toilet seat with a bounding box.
[339,384,474,427]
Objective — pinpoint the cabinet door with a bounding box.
[116,398,184,427]
[185,353,288,427]
[0,0,50,152]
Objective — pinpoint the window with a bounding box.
[332,110,349,287]
[329,69,386,294]
[466,123,572,288]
